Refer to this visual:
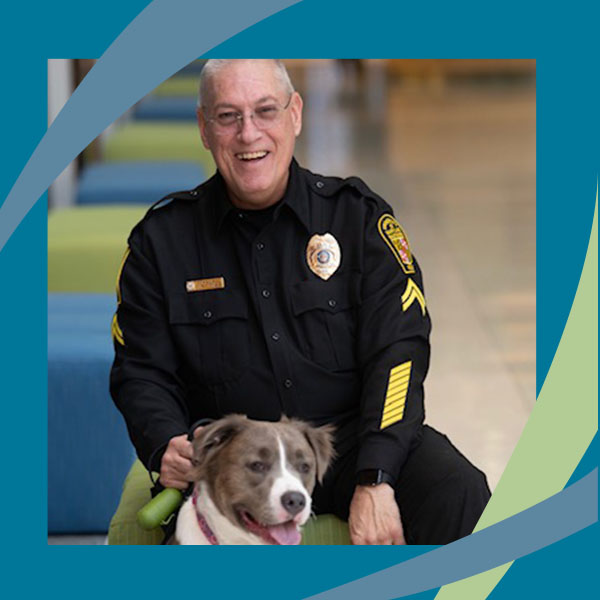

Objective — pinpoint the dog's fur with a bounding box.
[173,415,335,545]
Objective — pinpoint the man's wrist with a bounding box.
[356,469,395,487]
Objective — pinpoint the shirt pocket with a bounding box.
[168,289,250,385]
[290,274,360,371]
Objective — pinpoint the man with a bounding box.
[110,59,490,545]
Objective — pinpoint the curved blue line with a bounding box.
[304,469,598,599]
[0,0,300,255]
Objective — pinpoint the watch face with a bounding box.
[357,469,382,486]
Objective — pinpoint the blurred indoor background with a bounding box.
[47,58,535,544]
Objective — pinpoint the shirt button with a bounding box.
[315,181,325,189]
[203,310,212,319]
[261,289,271,299]
[271,332,280,341]
[284,379,293,389]
[256,242,265,251]
[328,298,337,308]
[237,213,244,219]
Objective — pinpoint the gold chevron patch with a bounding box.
[112,247,131,346]
[401,278,426,315]
[111,313,124,346]
[380,361,412,429]
[115,247,131,305]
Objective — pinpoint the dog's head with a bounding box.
[191,414,335,545]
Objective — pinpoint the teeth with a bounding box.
[237,151,268,160]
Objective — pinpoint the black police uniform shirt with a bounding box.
[110,158,432,481]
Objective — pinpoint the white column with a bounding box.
[48,59,77,208]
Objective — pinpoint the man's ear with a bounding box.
[290,91,303,137]
[191,414,248,475]
[196,107,211,150]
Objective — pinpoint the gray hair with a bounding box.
[197,59,294,109]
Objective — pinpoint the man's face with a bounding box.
[198,60,303,210]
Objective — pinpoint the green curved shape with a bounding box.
[435,189,598,599]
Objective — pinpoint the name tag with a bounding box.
[186,277,225,292]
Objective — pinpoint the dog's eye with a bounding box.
[248,461,267,473]
[299,462,311,474]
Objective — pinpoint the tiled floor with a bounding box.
[49,60,536,544]
[48,535,107,545]
[292,60,536,491]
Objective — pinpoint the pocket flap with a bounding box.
[290,275,360,316]
[168,289,248,325]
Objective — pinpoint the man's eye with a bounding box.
[256,106,278,119]
[217,111,239,124]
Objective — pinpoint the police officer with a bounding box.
[110,59,490,544]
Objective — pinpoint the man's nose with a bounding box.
[281,491,306,516]
[237,112,263,143]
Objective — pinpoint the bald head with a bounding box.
[198,59,294,109]
[195,59,303,211]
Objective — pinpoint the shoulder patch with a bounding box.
[377,214,415,274]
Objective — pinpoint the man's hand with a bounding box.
[159,428,204,489]
[348,483,406,545]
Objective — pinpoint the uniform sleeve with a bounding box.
[109,222,189,471]
[355,202,431,481]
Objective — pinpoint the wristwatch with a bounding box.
[356,469,395,487]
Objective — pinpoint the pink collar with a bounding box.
[192,487,220,545]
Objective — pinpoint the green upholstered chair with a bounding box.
[48,205,147,293]
[103,122,215,175]
[108,460,351,545]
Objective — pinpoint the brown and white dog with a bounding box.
[173,415,335,545]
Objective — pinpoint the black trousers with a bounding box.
[312,425,491,544]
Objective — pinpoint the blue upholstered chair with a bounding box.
[76,161,204,205]
[134,96,198,122]
[48,293,135,533]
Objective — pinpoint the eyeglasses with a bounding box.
[204,94,293,135]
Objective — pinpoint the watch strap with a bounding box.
[356,469,395,487]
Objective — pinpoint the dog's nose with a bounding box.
[281,491,306,516]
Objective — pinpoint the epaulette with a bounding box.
[142,183,205,221]
[309,172,388,207]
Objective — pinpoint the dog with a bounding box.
[173,414,335,545]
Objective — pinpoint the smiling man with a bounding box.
[197,60,302,210]
[110,59,490,545]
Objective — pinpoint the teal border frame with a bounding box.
[0,1,597,598]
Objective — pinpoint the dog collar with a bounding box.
[192,487,220,545]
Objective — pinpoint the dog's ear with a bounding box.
[191,414,247,474]
[299,422,336,484]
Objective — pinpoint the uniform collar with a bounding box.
[211,172,236,232]
[281,158,311,231]
[212,158,311,233]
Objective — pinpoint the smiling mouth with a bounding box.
[236,151,269,161]
[238,509,302,545]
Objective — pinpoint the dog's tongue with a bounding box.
[267,521,301,545]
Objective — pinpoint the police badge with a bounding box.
[306,233,341,280]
